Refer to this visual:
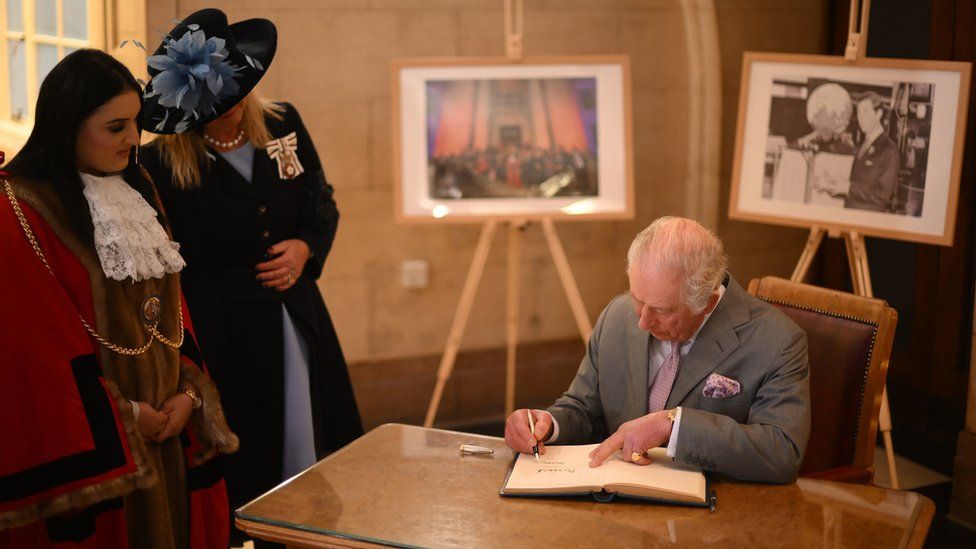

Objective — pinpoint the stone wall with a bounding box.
[146,0,829,426]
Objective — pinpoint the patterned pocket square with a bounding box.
[702,373,741,399]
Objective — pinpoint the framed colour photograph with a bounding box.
[392,56,633,223]
[730,52,971,245]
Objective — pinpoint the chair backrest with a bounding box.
[748,276,897,478]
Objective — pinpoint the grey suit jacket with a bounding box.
[547,275,811,483]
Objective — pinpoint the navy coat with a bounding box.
[846,133,899,212]
[141,102,363,513]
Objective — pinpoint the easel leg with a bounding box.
[505,222,524,417]
[541,218,593,343]
[791,227,825,283]
[843,233,864,295]
[850,231,875,297]
[844,231,899,488]
[424,221,498,428]
[879,388,899,489]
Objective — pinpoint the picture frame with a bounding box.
[392,56,633,223]
[730,52,971,246]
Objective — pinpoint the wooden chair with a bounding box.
[748,276,897,484]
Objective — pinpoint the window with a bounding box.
[1,0,104,124]
[0,1,144,153]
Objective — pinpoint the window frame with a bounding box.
[0,0,106,144]
[0,0,130,152]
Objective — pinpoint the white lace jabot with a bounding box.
[80,172,186,281]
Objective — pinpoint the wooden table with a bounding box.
[236,424,934,548]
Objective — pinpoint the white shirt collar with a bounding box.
[862,126,884,152]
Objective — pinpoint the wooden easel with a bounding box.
[803,0,899,490]
[791,226,900,489]
[424,0,596,426]
[423,218,593,427]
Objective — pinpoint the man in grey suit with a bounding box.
[504,217,810,483]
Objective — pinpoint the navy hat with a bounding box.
[142,9,276,134]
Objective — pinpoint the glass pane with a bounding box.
[35,0,56,36]
[36,43,58,89]
[8,39,27,120]
[6,0,24,32]
[63,0,87,39]
[63,46,77,57]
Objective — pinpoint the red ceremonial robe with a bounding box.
[0,173,238,548]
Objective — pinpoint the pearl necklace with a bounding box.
[203,129,246,149]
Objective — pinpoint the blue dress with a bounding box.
[219,143,317,478]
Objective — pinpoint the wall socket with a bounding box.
[400,259,429,289]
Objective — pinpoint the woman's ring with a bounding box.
[286,273,293,283]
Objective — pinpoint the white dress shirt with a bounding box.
[858,126,884,158]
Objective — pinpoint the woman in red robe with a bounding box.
[0,49,237,548]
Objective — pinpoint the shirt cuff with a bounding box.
[666,406,682,458]
[538,410,559,443]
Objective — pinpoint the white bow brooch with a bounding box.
[265,131,305,180]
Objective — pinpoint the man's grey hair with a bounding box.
[626,216,728,313]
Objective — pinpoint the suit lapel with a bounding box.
[627,314,650,416]
[251,141,278,194]
[666,277,749,408]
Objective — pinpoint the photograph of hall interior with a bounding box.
[2,0,976,548]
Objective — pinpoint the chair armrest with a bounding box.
[803,465,873,484]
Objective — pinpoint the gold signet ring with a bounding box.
[630,452,644,462]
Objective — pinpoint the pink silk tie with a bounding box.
[648,341,682,413]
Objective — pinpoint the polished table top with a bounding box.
[237,424,934,548]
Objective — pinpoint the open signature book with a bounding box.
[500,445,714,508]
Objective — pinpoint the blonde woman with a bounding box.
[139,10,362,544]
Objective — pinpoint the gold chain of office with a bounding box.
[4,179,184,356]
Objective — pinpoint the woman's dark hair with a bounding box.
[2,49,154,237]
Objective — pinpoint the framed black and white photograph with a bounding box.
[730,52,971,245]
[392,56,633,223]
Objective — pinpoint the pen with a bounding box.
[459,444,494,455]
[526,409,540,462]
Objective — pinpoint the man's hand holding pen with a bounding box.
[504,408,553,457]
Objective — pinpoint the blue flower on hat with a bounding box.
[145,28,241,132]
